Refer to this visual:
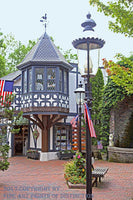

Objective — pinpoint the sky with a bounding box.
[0,0,133,68]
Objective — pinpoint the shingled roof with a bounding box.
[17,32,72,70]
[0,70,21,81]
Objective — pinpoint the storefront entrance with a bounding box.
[14,126,28,156]
[54,124,72,151]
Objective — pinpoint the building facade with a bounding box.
[1,31,83,161]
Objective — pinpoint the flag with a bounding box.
[0,80,14,103]
[70,114,79,127]
[97,141,103,149]
[84,103,96,138]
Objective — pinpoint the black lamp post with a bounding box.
[72,12,105,200]
[74,81,85,152]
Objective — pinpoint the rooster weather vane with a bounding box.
[40,13,48,32]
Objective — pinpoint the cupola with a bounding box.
[17,32,73,115]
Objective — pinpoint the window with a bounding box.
[59,69,63,92]
[35,68,44,91]
[47,68,56,91]
[54,125,71,151]
[23,70,27,93]
[28,69,32,92]
[64,71,68,94]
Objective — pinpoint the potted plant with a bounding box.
[57,149,75,160]
[27,149,40,160]
[64,151,86,188]
[27,129,40,160]
[100,148,107,161]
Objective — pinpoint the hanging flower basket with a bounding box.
[33,129,39,139]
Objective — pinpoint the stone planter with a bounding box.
[66,179,95,189]
[27,151,40,160]
[57,152,75,160]
[67,181,86,189]
[108,146,133,163]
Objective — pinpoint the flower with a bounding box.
[77,155,81,159]
[82,168,85,172]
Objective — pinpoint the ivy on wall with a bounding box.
[100,54,133,151]
[90,68,126,151]
[99,79,126,151]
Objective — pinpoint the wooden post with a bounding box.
[42,115,48,152]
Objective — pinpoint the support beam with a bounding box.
[42,115,49,152]
[24,115,42,130]
[33,114,44,129]
[47,115,66,129]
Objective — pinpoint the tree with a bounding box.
[0,94,22,171]
[89,0,133,37]
[3,33,36,74]
[7,40,36,73]
[90,68,104,143]
[63,49,78,63]
[0,32,6,77]
[103,54,133,94]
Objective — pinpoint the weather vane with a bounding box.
[40,13,47,32]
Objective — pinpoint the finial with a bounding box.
[81,12,96,32]
[40,13,47,32]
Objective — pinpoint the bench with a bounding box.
[92,167,109,187]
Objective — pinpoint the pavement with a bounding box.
[0,157,133,200]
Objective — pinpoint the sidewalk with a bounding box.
[0,157,133,200]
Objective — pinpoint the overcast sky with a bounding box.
[0,0,132,67]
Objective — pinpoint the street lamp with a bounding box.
[72,12,105,200]
[74,81,85,152]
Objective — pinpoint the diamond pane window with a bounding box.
[28,69,32,92]
[59,69,63,92]
[23,70,27,93]
[64,71,68,94]
[47,68,56,91]
[35,68,44,91]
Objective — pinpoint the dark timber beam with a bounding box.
[24,115,42,130]
[42,115,48,152]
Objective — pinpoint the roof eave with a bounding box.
[17,60,73,71]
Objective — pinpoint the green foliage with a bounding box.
[100,78,126,151]
[59,149,75,154]
[89,0,133,37]
[0,94,22,171]
[90,68,104,144]
[64,152,86,184]
[103,54,133,94]
[7,40,36,73]
[0,32,6,77]
[32,129,39,139]
[63,49,78,63]
[0,144,10,171]
[99,54,133,150]
[0,32,36,76]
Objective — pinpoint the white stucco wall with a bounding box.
[14,78,21,86]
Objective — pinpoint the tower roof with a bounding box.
[17,32,72,70]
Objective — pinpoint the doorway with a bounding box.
[14,126,28,156]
